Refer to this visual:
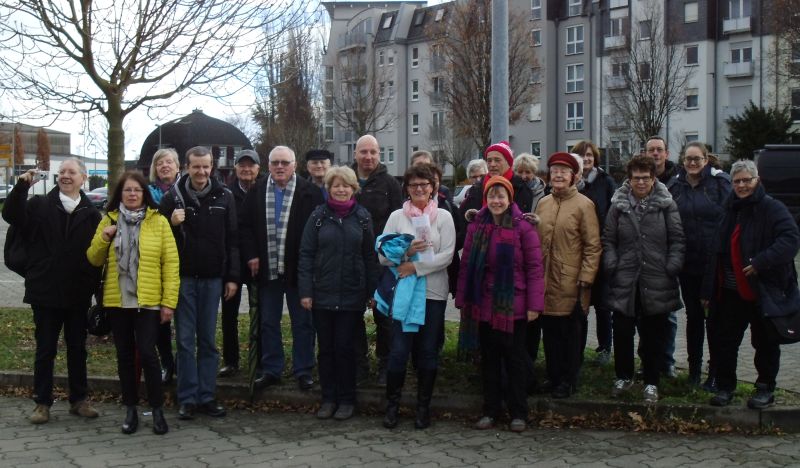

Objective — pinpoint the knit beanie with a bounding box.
[484,141,514,167]
[483,175,515,202]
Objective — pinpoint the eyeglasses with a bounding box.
[685,156,705,164]
[269,160,294,167]
[631,176,653,183]
[123,188,144,193]
[407,182,431,190]
[732,177,756,185]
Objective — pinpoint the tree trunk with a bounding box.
[106,97,126,192]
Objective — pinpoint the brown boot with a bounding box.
[69,400,99,418]
[29,404,50,424]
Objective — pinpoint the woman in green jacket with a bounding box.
[87,171,180,435]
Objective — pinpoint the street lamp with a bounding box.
[156,123,162,149]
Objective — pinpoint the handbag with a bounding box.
[87,216,115,337]
[757,280,800,345]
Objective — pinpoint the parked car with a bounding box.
[0,184,12,203]
[86,186,108,209]
[755,144,800,224]
[453,185,470,208]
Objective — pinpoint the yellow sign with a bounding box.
[0,143,10,159]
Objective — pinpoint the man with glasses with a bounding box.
[159,146,240,420]
[240,146,323,392]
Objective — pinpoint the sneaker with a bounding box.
[747,384,775,410]
[29,404,49,424]
[663,365,677,379]
[710,390,733,407]
[611,379,633,398]
[594,349,611,366]
[643,384,659,404]
[509,418,526,433]
[69,400,99,418]
[333,404,355,421]
[474,416,496,430]
[316,402,337,419]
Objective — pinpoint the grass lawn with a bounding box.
[1,307,797,407]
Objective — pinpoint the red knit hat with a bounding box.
[483,175,515,202]
[547,152,580,174]
[484,141,514,167]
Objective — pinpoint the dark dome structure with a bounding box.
[137,109,254,179]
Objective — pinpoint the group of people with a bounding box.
[5,132,798,435]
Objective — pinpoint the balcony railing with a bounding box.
[429,58,446,73]
[724,61,754,78]
[337,31,368,50]
[430,91,446,106]
[337,130,358,143]
[604,35,626,50]
[605,75,627,89]
[605,115,627,129]
[723,16,751,34]
[609,0,628,9]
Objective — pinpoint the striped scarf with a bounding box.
[265,174,296,280]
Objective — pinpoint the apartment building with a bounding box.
[322,0,795,177]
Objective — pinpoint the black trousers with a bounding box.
[715,288,780,392]
[680,274,718,374]
[220,281,257,368]
[156,321,174,370]
[480,320,528,420]
[595,308,613,352]
[541,312,583,389]
[354,308,392,371]
[524,319,541,386]
[312,309,360,405]
[110,308,164,408]
[32,306,89,406]
[613,311,670,386]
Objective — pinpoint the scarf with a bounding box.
[266,174,296,280]
[115,206,146,299]
[184,177,212,206]
[463,208,516,334]
[628,190,651,221]
[402,198,439,223]
[60,192,80,214]
[327,197,355,218]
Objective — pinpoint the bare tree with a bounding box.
[36,128,50,171]
[0,0,311,187]
[768,0,800,79]
[428,121,474,183]
[606,0,694,143]
[13,125,23,166]
[426,0,539,152]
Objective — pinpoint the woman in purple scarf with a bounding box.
[298,166,377,421]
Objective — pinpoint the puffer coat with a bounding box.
[535,185,601,315]
[603,180,686,317]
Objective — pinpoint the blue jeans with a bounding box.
[387,299,446,373]
[175,277,222,405]
[258,277,315,378]
[665,310,678,368]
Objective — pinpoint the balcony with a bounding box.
[430,91,446,107]
[723,16,751,34]
[429,58,446,73]
[605,74,627,89]
[605,115,627,130]
[604,35,626,50]
[337,130,358,143]
[337,31,368,50]
[609,0,628,8]
[724,61,754,78]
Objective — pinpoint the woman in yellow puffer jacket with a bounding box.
[87,171,179,436]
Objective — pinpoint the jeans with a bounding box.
[32,306,89,406]
[715,288,780,392]
[175,277,222,405]
[312,309,360,404]
[110,308,163,408]
[480,319,528,420]
[614,311,670,386]
[680,274,717,374]
[221,281,256,368]
[387,300,446,373]
[665,311,678,368]
[258,276,315,378]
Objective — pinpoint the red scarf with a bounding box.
[731,224,756,301]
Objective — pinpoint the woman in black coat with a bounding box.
[2,160,102,424]
[703,159,800,409]
[298,166,377,421]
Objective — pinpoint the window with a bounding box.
[388,80,395,98]
[567,25,584,55]
[531,0,542,20]
[793,42,800,63]
[435,8,444,22]
[325,66,334,81]
[411,113,420,134]
[568,0,582,17]
[640,62,651,80]
[639,20,651,40]
[413,10,425,26]
[531,29,542,46]
[792,89,800,122]
[387,50,394,65]
[566,102,584,131]
[685,45,699,66]
[379,147,386,163]
[412,146,419,152]
[731,44,752,63]
[528,103,542,121]
[729,0,751,19]
[530,66,542,84]
[378,50,385,66]
[611,61,629,77]
[433,76,445,94]
[685,132,699,143]
[684,2,698,23]
[609,139,631,160]
[411,47,419,67]
[608,17,624,37]
[530,141,541,157]
[566,64,584,93]
[324,125,333,141]
[411,79,419,101]
[432,111,445,139]
[686,88,699,109]
[388,147,395,164]
[382,15,393,29]
[379,81,386,99]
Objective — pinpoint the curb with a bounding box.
[1,371,796,431]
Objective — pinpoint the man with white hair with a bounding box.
[241,145,324,392]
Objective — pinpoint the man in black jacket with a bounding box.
[218,149,261,378]
[351,134,403,385]
[240,146,324,392]
[159,146,240,420]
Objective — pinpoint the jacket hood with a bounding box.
[612,179,674,212]
[672,164,729,185]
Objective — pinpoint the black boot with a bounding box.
[152,407,168,435]
[121,406,138,434]
[383,370,405,429]
[414,368,437,430]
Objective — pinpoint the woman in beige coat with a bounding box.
[535,152,601,398]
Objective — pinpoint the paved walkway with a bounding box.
[1,219,799,392]
[0,396,798,467]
